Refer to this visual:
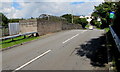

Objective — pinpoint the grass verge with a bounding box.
[0,36,40,49]
[105,27,110,32]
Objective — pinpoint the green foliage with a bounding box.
[91,19,102,28]
[38,14,64,22]
[73,17,81,24]
[0,13,9,27]
[73,17,88,28]
[112,2,120,36]
[9,18,24,23]
[61,14,88,28]
[91,2,117,29]
[30,17,34,19]
[61,14,72,23]
[79,18,88,28]
[0,13,24,27]
[80,18,88,24]
[49,16,63,21]
[1,36,40,48]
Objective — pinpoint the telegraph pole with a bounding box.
[71,10,73,23]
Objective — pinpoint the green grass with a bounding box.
[105,28,110,32]
[0,36,40,49]
[96,27,101,30]
[85,25,89,28]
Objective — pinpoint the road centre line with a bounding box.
[81,30,87,33]
[13,50,51,72]
[62,30,87,44]
[62,34,79,44]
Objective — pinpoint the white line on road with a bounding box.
[62,30,87,44]
[13,50,51,72]
[81,30,87,33]
[62,34,79,44]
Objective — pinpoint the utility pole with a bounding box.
[71,10,73,23]
[72,15,73,23]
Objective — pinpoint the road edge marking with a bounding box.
[13,49,51,72]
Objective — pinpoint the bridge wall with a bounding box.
[19,19,82,36]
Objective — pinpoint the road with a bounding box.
[2,29,108,71]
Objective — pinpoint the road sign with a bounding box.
[109,12,115,19]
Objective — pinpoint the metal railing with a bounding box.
[109,25,120,52]
[0,32,38,41]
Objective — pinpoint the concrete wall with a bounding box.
[62,23,82,30]
[37,19,62,35]
[19,19,82,36]
[19,19,37,33]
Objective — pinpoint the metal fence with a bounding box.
[8,23,20,35]
[109,25,120,52]
[0,32,38,41]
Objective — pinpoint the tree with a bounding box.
[61,14,88,28]
[80,18,88,28]
[38,14,50,20]
[30,17,34,19]
[73,17,81,24]
[112,2,120,36]
[73,17,88,28]
[0,13,8,27]
[91,2,117,29]
[9,18,24,23]
[61,14,72,23]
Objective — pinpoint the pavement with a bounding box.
[2,29,109,71]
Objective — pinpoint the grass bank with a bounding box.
[0,36,40,49]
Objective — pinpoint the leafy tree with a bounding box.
[112,2,120,36]
[61,14,88,28]
[80,18,88,28]
[61,14,72,23]
[30,17,34,19]
[0,13,8,27]
[9,18,24,23]
[73,17,88,28]
[91,2,117,29]
[73,17,81,24]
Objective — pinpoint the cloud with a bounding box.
[1,2,102,18]
[1,0,104,2]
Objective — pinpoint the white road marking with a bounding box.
[62,34,79,44]
[13,50,51,72]
[62,30,87,44]
[81,30,87,33]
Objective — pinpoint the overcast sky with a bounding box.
[0,0,104,18]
